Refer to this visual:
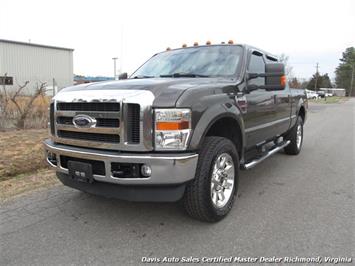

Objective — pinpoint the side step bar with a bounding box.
[242,140,290,170]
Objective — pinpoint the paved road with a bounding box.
[1,99,354,265]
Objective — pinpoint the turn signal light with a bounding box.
[156,121,190,130]
[280,75,287,87]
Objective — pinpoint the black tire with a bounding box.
[183,137,239,222]
[284,116,303,155]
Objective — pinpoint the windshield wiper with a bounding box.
[131,75,155,79]
[160,73,210,78]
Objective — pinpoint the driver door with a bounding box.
[243,50,278,148]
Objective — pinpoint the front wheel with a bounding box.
[284,116,303,155]
[183,137,239,222]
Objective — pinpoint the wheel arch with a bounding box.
[189,104,245,161]
[298,105,306,123]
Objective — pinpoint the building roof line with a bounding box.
[0,39,74,51]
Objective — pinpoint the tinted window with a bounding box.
[248,53,265,86]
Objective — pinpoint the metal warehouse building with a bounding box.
[0,39,73,95]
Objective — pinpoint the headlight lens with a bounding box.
[154,109,191,150]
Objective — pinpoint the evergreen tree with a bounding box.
[307,73,332,90]
[335,47,355,96]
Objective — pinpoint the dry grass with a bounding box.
[308,96,349,104]
[6,95,50,111]
[0,95,50,129]
[0,129,60,201]
[0,128,49,180]
[0,169,59,202]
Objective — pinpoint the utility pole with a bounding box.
[350,64,354,97]
[314,62,319,91]
[112,57,118,80]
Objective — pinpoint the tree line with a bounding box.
[285,47,355,96]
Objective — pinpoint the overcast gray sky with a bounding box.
[1,0,354,80]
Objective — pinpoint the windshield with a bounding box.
[131,45,243,78]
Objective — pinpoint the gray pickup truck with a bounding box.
[44,43,307,222]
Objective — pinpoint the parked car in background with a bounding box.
[317,91,325,98]
[305,89,318,99]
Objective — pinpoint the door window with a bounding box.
[248,52,265,86]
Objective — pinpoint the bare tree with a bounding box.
[0,76,47,129]
[0,73,9,117]
[279,54,293,77]
[14,82,47,129]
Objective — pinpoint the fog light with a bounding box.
[141,164,152,177]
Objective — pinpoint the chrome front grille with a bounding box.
[54,102,122,149]
[51,89,155,151]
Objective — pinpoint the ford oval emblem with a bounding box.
[72,114,97,128]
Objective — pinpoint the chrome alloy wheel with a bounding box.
[210,153,235,208]
[296,124,302,149]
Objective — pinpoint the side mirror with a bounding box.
[247,63,286,91]
[119,72,128,80]
[265,63,286,90]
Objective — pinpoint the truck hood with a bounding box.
[58,78,225,107]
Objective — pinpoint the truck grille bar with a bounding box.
[57,130,120,143]
[57,102,120,112]
[126,104,140,144]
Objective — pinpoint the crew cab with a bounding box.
[44,43,307,222]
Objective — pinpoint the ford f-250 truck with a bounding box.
[44,43,307,222]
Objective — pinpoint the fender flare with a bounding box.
[290,98,306,129]
[297,99,307,121]
[189,103,245,155]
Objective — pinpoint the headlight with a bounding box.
[154,108,191,150]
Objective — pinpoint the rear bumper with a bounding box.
[43,139,198,186]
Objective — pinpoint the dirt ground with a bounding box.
[0,129,59,201]
[0,169,59,202]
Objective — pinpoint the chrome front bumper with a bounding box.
[43,139,198,185]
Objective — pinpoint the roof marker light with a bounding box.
[206,40,211,45]
[228,40,234,44]
[182,44,187,48]
[193,42,198,46]
[166,47,171,51]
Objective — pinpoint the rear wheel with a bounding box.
[284,116,303,155]
[183,137,239,222]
